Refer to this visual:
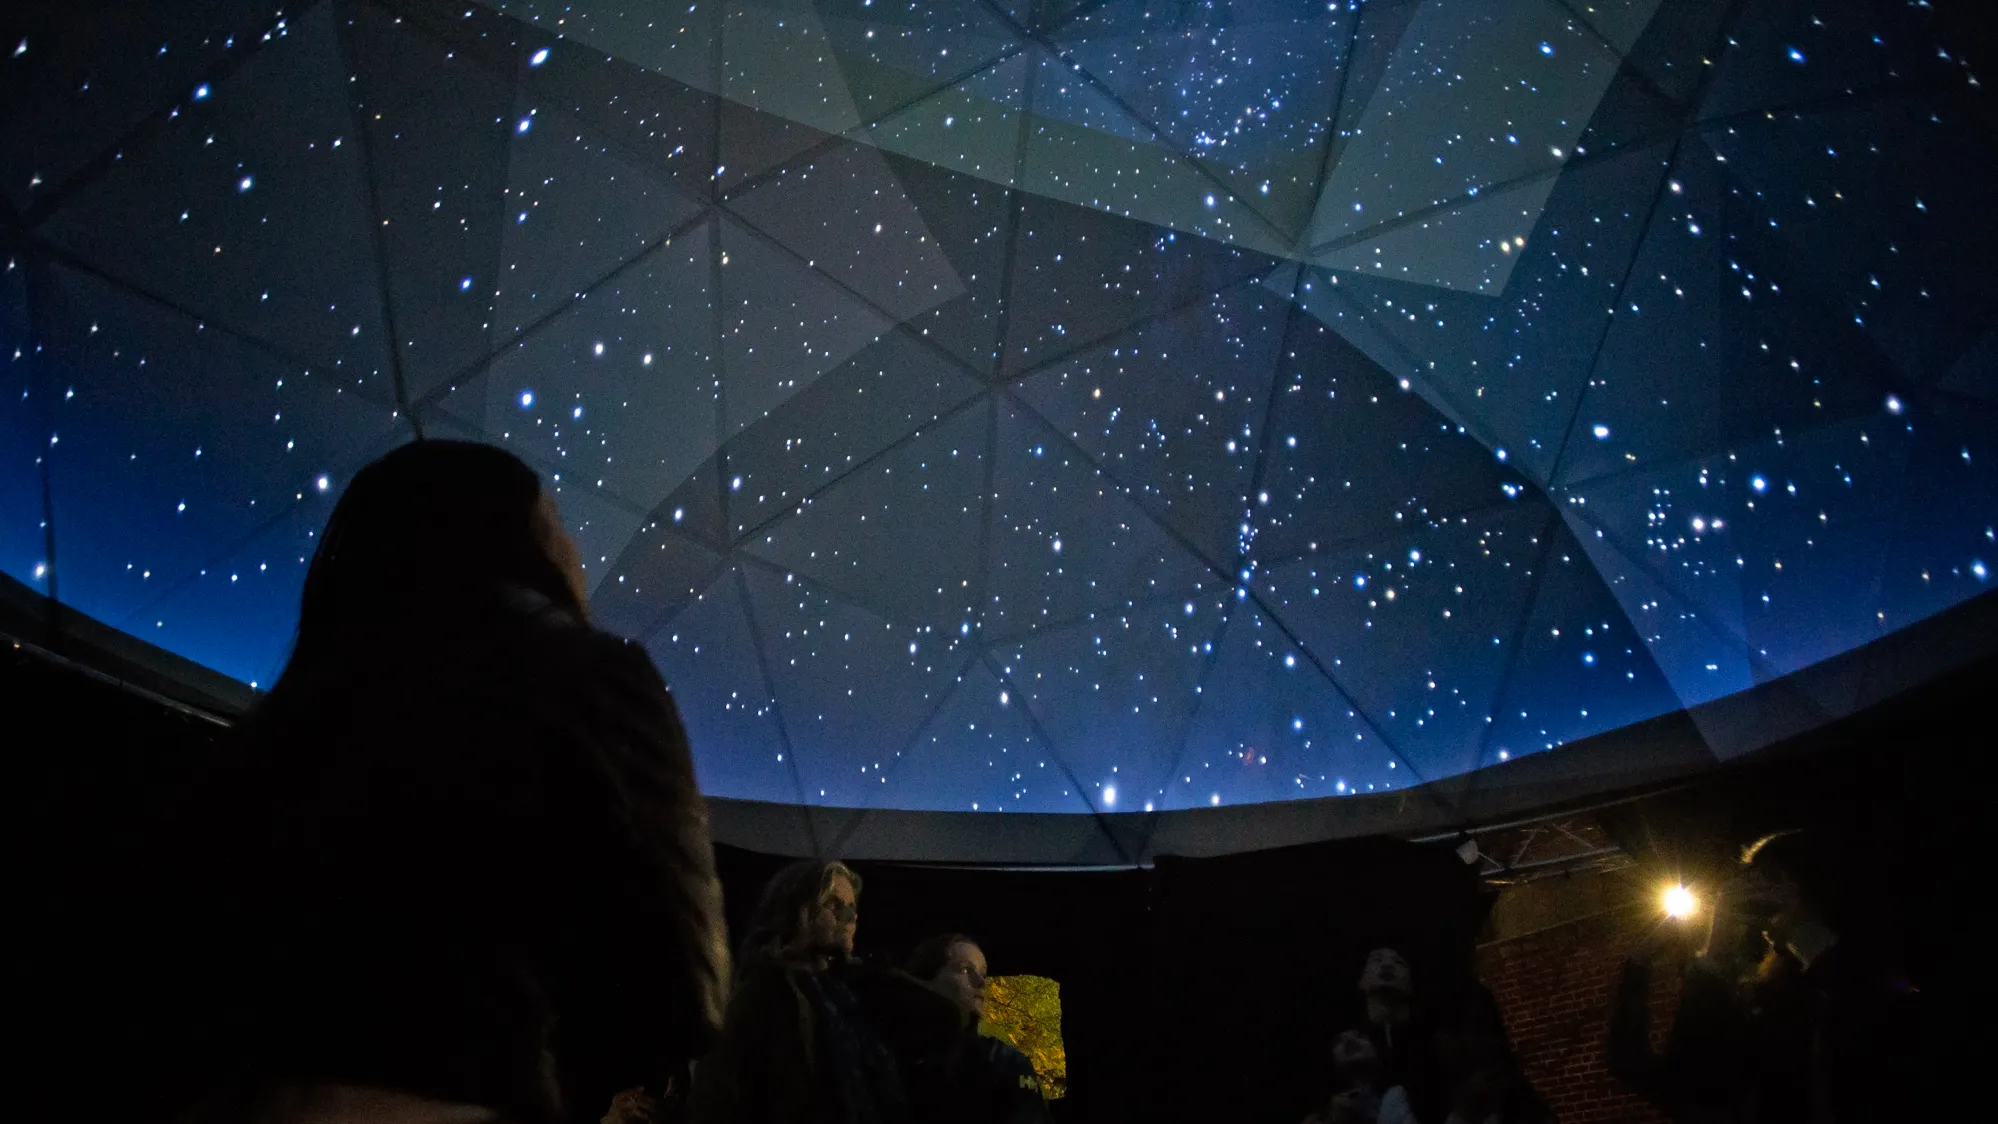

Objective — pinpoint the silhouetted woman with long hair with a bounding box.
[187,441,727,1124]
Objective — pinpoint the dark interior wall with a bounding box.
[8,641,231,1122]
[1144,839,1486,1122]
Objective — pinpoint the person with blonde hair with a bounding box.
[690,861,954,1124]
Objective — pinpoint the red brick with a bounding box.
[1476,909,1681,1124]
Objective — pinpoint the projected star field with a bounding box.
[3,0,1994,819]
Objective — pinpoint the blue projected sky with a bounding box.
[3,0,1995,817]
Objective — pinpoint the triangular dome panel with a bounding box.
[39,4,394,386]
[1014,287,1284,567]
[1257,500,1555,783]
[648,567,804,805]
[1167,603,1398,811]
[881,662,1091,814]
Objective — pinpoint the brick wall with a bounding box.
[1477,905,1687,1124]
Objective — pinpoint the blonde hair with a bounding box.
[820,860,862,899]
[1740,830,1801,867]
[739,859,863,968]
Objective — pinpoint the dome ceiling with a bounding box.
[3,0,1994,845]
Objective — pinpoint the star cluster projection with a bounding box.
[2,0,1994,822]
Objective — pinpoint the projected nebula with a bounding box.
[3,0,1994,819]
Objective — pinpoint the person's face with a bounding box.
[1755,944,1796,984]
[1725,868,1807,954]
[931,941,990,1019]
[1332,1030,1379,1080]
[1731,867,1800,915]
[1360,948,1412,997]
[807,874,859,957]
[532,493,590,616]
[1751,944,1810,1010]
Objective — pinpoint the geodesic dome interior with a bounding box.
[4,0,1996,857]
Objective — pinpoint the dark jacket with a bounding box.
[190,588,728,1123]
[1607,946,1928,1124]
[1607,956,1753,1122]
[1351,1018,1444,1124]
[901,1032,1051,1124]
[690,960,944,1124]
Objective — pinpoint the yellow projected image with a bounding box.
[979,975,1067,1100]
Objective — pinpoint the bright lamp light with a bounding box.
[1661,884,1697,920]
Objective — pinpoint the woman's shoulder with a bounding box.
[243,593,686,779]
[495,587,647,662]
[969,1033,1037,1076]
[733,959,818,995]
[543,602,672,688]
[472,593,675,711]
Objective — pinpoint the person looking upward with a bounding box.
[690,861,922,1124]
[185,440,728,1124]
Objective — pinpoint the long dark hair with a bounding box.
[269,440,580,696]
[185,441,591,1122]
